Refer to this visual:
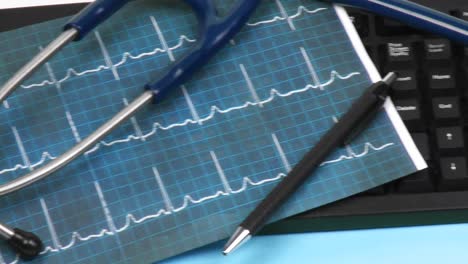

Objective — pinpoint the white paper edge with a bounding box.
[0,0,92,9]
[334,6,427,170]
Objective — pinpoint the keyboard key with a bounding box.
[432,97,460,119]
[454,10,468,21]
[397,170,433,193]
[390,70,418,92]
[385,41,414,63]
[424,39,452,60]
[394,99,421,121]
[440,157,467,180]
[436,127,464,149]
[376,17,418,36]
[411,133,430,160]
[439,157,468,190]
[428,68,455,89]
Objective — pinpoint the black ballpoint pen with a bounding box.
[223,72,398,255]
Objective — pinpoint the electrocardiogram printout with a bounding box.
[0,1,426,263]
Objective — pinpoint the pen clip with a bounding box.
[341,72,396,146]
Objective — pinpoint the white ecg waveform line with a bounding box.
[246,5,327,26]
[272,133,292,172]
[19,6,327,90]
[43,56,61,91]
[19,34,196,90]
[94,181,117,234]
[300,47,324,90]
[40,198,62,250]
[181,85,202,125]
[37,141,394,255]
[0,152,55,175]
[322,143,395,165]
[84,71,360,153]
[65,111,82,143]
[123,98,146,142]
[210,151,233,194]
[240,64,263,107]
[11,127,32,172]
[275,0,296,30]
[0,70,360,177]
[152,167,174,212]
[151,16,175,62]
[94,31,120,81]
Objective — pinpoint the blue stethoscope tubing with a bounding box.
[333,0,468,45]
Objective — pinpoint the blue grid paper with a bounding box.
[0,0,418,263]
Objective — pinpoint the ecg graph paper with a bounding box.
[0,0,424,263]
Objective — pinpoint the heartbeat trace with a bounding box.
[0,70,360,177]
[19,6,327,90]
[83,71,361,154]
[37,140,394,255]
[247,3,327,27]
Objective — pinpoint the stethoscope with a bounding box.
[0,0,262,259]
[0,0,466,260]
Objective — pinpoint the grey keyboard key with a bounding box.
[455,9,468,21]
[439,157,468,190]
[436,127,464,149]
[432,97,460,119]
[440,157,467,180]
[394,99,421,121]
[385,41,414,62]
[429,68,455,90]
[391,70,418,91]
[424,39,452,60]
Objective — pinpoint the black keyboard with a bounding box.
[354,5,468,195]
[265,0,468,234]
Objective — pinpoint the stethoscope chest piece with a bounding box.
[0,223,43,260]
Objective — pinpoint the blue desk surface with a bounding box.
[162,223,468,264]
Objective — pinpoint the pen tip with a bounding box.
[222,227,251,255]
